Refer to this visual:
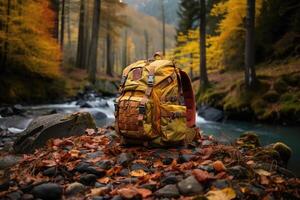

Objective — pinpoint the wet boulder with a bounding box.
[236,132,260,148]
[272,142,292,165]
[198,105,224,122]
[13,112,96,154]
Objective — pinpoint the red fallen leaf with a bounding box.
[117,188,139,199]
[83,143,97,149]
[192,169,212,182]
[202,147,213,159]
[136,188,152,198]
[52,138,74,147]
[214,171,227,179]
[213,160,226,172]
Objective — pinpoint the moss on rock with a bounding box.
[272,142,292,164]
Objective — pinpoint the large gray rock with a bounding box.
[177,175,204,196]
[198,106,224,122]
[13,112,96,154]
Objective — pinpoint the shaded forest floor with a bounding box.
[0,128,299,199]
[198,58,300,125]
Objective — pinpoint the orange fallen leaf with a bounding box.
[130,169,147,177]
[273,176,285,184]
[192,169,212,182]
[136,188,152,198]
[70,149,80,158]
[90,187,110,197]
[246,160,255,165]
[213,160,226,172]
[153,160,164,168]
[97,177,110,184]
[260,175,269,185]
[118,188,139,199]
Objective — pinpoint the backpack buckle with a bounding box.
[147,75,154,86]
[139,105,146,114]
[114,102,119,112]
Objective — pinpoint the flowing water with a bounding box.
[1,98,300,176]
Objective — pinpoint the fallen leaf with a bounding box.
[214,172,227,179]
[136,188,152,198]
[90,187,110,197]
[153,160,164,167]
[86,128,96,135]
[134,159,148,164]
[255,169,271,176]
[273,176,285,184]
[206,188,236,200]
[53,138,63,146]
[130,169,147,177]
[192,169,212,182]
[41,160,56,167]
[70,149,80,158]
[118,188,139,199]
[97,177,110,184]
[246,160,255,165]
[213,160,226,172]
[260,175,270,185]
[83,143,97,149]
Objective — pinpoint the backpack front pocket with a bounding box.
[116,96,158,140]
[160,103,188,143]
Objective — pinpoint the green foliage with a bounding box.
[177,0,199,35]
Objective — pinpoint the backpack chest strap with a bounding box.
[138,66,156,130]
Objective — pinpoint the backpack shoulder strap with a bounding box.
[178,69,196,128]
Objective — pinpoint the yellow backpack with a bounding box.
[115,55,197,146]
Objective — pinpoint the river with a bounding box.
[1,97,299,176]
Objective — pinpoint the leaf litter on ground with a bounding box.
[0,127,299,199]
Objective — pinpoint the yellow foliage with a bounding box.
[0,0,61,77]
[172,0,263,71]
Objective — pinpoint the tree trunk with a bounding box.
[0,1,5,69]
[199,0,209,91]
[66,0,71,48]
[245,0,257,88]
[106,27,113,76]
[144,30,149,59]
[60,0,65,50]
[88,0,101,84]
[2,0,11,69]
[161,0,166,56]
[76,0,86,69]
[84,0,91,68]
[51,0,59,40]
[123,29,128,67]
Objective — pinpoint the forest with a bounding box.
[0,0,300,199]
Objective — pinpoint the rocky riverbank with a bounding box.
[0,127,299,200]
